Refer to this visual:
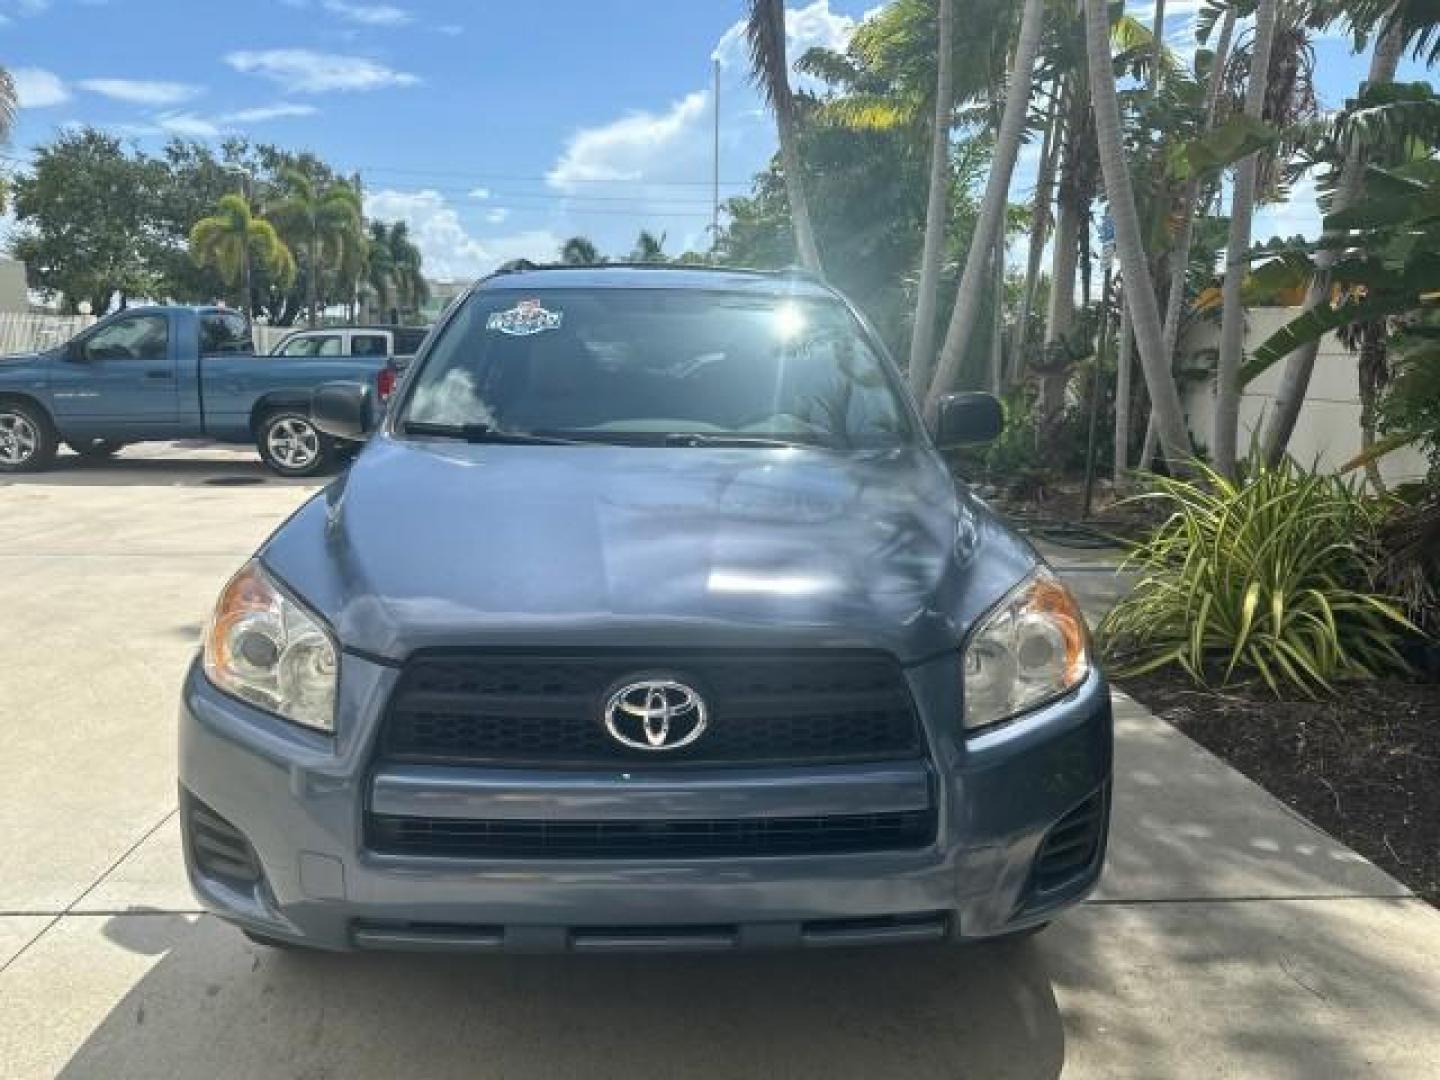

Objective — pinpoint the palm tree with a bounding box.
[366,221,396,317]
[1082,0,1191,471]
[922,0,1046,417]
[630,229,668,262]
[906,0,955,396]
[746,0,824,273]
[1213,0,1279,478]
[1261,14,1408,465]
[387,221,428,314]
[268,168,363,327]
[188,194,295,315]
[560,236,603,265]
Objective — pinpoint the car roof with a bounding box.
[472,264,837,299]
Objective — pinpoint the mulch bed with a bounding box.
[1118,670,1440,906]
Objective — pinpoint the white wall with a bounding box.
[0,259,29,314]
[1178,307,1429,485]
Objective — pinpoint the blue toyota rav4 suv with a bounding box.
[179,265,1112,952]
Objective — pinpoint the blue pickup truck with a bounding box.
[0,305,396,476]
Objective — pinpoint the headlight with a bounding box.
[202,560,338,732]
[962,570,1089,731]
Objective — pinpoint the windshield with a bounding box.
[399,288,912,448]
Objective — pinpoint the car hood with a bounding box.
[0,351,41,367]
[261,434,1039,664]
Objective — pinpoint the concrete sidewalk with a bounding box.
[2,448,1438,1079]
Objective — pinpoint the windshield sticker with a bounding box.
[486,299,563,336]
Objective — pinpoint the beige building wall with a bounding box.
[1179,307,1430,486]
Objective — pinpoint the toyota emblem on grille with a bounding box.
[603,679,708,751]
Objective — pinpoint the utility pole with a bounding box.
[711,57,720,259]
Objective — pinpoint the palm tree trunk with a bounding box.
[307,236,319,328]
[1083,0,1191,471]
[990,231,1005,394]
[1159,8,1235,368]
[908,0,956,395]
[1212,0,1278,478]
[923,0,1046,417]
[1358,323,1389,495]
[1260,16,1406,465]
[1010,81,1061,379]
[749,0,823,274]
[1112,298,1134,484]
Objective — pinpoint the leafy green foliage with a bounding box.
[1244,158,1440,381]
[1100,459,1414,695]
[1377,316,1440,478]
[1169,113,1276,179]
[9,128,171,313]
[188,194,295,302]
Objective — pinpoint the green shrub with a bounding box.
[1099,459,1414,695]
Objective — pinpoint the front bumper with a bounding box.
[178,652,1112,952]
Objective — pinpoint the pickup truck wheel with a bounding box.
[67,437,125,459]
[0,401,57,473]
[257,411,333,477]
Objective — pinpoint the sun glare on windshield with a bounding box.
[774,302,806,341]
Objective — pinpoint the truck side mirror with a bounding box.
[312,381,375,441]
[932,392,1003,449]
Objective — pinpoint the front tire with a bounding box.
[0,401,58,473]
[256,410,333,478]
[67,437,125,459]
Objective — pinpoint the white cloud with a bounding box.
[539,1,861,254]
[548,92,709,187]
[436,23,462,36]
[220,102,318,123]
[79,78,203,105]
[711,0,857,74]
[225,49,418,93]
[468,186,491,199]
[322,0,411,26]
[156,113,220,139]
[484,208,510,224]
[12,67,69,108]
[364,188,562,280]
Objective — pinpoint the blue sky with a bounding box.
[3,0,1430,282]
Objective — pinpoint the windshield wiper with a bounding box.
[402,421,584,446]
[662,432,833,450]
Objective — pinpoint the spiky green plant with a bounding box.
[1100,458,1415,695]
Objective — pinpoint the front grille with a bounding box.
[368,808,936,859]
[1032,790,1106,893]
[182,793,261,886]
[379,650,921,768]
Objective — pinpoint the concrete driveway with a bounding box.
[3,445,1439,1079]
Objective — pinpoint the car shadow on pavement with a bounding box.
[60,912,1065,1080]
[0,451,320,488]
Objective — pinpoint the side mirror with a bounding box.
[312,381,375,441]
[63,340,88,362]
[932,392,1003,448]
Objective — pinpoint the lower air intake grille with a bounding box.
[183,793,262,886]
[1032,790,1106,893]
[368,809,936,860]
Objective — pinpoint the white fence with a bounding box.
[0,312,97,354]
[0,313,299,356]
